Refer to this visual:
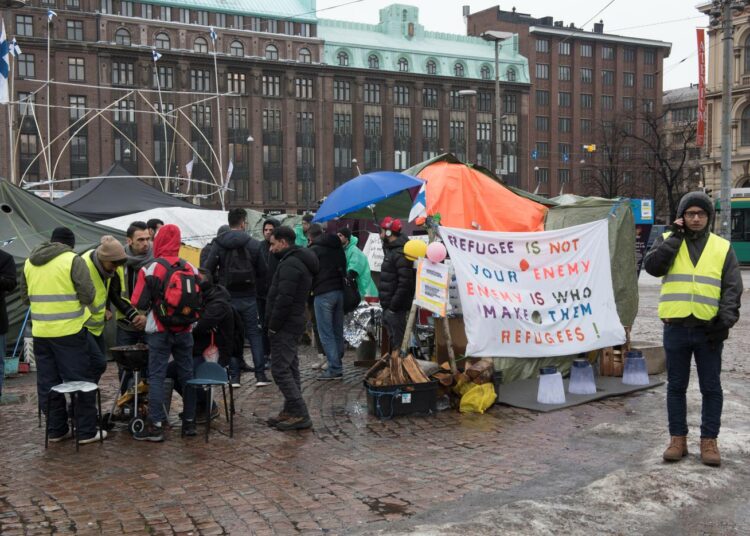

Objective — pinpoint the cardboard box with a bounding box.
[434,316,468,364]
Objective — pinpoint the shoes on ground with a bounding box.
[256,375,272,387]
[133,421,164,442]
[317,371,343,381]
[48,429,73,443]
[274,415,313,431]
[182,420,197,437]
[266,411,291,427]
[79,430,107,444]
[311,354,327,370]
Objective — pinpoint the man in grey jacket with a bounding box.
[644,191,743,466]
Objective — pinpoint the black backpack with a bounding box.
[223,245,255,291]
[153,259,202,327]
[342,269,361,314]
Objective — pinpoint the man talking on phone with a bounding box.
[644,191,742,467]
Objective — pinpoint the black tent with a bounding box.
[54,164,199,221]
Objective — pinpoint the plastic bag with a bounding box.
[202,332,219,363]
[459,382,496,414]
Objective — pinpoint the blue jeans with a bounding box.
[314,290,344,375]
[231,297,266,380]
[664,323,724,438]
[0,333,5,396]
[146,331,195,424]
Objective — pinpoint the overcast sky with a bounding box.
[316,0,707,90]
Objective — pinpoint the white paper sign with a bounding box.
[362,233,429,272]
[440,220,625,358]
[414,258,450,316]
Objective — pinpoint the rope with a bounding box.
[365,385,402,420]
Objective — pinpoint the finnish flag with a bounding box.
[209,27,217,42]
[10,37,21,57]
[1,20,8,104]
[152,48,162,62]
[47,9,57,22]
[408,181,427,222]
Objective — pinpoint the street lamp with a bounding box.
[458,89,477,162]
[481,30,514,178]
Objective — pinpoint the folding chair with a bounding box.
[185,362,234,442]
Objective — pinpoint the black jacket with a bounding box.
[378,235,416,312]
[644,191,743,327]
[309,234,347,296]
[203,230,267,299]
[0,249,17,335]
[192,281,234,367]
[258,239,278,300]
[266,246,319,334]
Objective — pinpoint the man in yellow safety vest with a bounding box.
[644,191,743,467]
[20,227,106,444]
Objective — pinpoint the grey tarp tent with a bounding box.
[54,164,199,221]
[0,180,125,346]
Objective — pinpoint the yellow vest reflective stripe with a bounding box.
[658,232,729,320]
[83,249,111,336]
[115,265,131,321]
[24,251,91,337]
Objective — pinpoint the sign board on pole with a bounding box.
[414,258,450,316]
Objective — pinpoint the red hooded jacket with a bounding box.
[131,224,199,333]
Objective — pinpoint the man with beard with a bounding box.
[118,221,152,347]
[259,218,280,368]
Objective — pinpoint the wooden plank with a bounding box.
[402,354,430,383]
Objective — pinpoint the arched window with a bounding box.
[194,37,208,53]
[745,35,750,73]
[298,47,311,63]
[398,57,408,72]
[741,106,750,146]
[337,51,349,66]
[481,65,491,80]
[426,60,436,75]
[229,40,244,57]
[265,44,278,60]
[368,54,379,69]
[154,32,170,50]
[506,67,516,82]
[115,28,131,46]
[454,62,465,77]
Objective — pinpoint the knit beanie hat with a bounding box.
[50,227,75,249]
[97,235,127,263]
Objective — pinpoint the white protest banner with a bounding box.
[440,220,625,357]
[415,258,450,316]
[362,233,429,272]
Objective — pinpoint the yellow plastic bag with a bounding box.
[459,382,496,414]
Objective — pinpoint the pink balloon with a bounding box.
[426,242,447,263]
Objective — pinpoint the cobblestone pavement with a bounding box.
[1,272,748,535]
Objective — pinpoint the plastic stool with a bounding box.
[44,381,103,451]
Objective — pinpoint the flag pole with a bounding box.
[152,48,168,191]
[45,10,54,197]
[8,28,16,184]
[210,27,225,211]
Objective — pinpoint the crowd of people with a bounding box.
[9,209,416,442]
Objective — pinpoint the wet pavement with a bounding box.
[1,272,748,535]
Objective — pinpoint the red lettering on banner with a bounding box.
[697,28,706,147]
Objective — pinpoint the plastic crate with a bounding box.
[4,357,20,376]
[364,379,438,419]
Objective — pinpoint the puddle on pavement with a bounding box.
[361,496,413,517]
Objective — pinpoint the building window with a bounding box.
[20,133,40,179]
[558,92,571,108]
[559,169,570,184]
[559,42,571,55]
[229,15,243,29]
[454,63,465,77]
[262,74,280,96]
[17,54,34,78]
[295,77,313,99]
[536,38,549,53]
[536,90,549,107]
[69,95,86,122]
[142,4,152,19]
[580,43,593,57]
[363,115,381,171]
[113,99,135,122]
[504,93,517,113]
[112,61,134,85]
[506,67,516,81]
[67,21,84,41]
[227,107,247,129]
[426,60,437,75]
[364,83,380,104]
[623,96,635,110]
[265,44,278,60]
[601,95,614,110]
[535,142,549,158]
[643,99,655,113]
[739,108,750,145]
[398,57,409,72]
[558,117,571,133]
[394,117,411,170]
[580,94,592,109]
[70,135,87,164]
[69,58,85,81]
[449,90,465,110]
[536,116,549,131]
[602,70,614,86]
[368,54,380,69]
[337,51,349,66]
[262,108,281,131]
[216,12,227,28]
[227,72,246,94]
[299,23,311,37]
[333,112,352,186]
[153,66,173,89]
[536,168,549,183]
[155,32,170,49]
[559,143,571,162]
[558,65,571,81]
[423,87,438,108]
[602,46,614,60]
[624,47,636,62]
[66,0,80,8]
[196,11,208,25]
[100,0,112,14]
[159,6,171,21]
[230,40,244,57]
[266,19,278,33]
[644,73,655,89]
[671,106,697,123]
[333,80,350,101]
[190,69,210,91]
[422,118,439,161]
[191,104,212,127]
[478,91,492,112]
[297,111,316,202]
[194,37,208,53]
[536,63,549,79]
[580,68,592,83]
[16,15,33,37]
[481,65,491,80]
[248,17,260,31]
[115,28,130,46]
[298,48,311,63]
[394,85,409,106]
[624,72,634,87]
[120,0,133,16]
[644,48,656,64]
[580,118,592,133]
[179,8,189,23]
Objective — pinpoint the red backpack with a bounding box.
[153,259,202,327]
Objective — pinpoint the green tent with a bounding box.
[0,180,124,347]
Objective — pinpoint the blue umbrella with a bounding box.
[313,171,424,222]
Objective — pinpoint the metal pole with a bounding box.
[494,39,503,178]
[153,57,169,191]
[211,36,225,211]
[46,18,53,196]
[8,27,15,184]
[719,0,733,239]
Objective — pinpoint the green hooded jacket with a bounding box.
[344,236,378,298]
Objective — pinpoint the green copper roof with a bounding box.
[318,4,529,82]
[134,0,318,22]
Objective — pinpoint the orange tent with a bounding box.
[416,161,547,232]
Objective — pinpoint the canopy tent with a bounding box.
[98,207,303,247]
[0,179,124,344]
[54,164,199,221]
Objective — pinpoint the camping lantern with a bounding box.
[622,351,649,386]
[536,366,566,405]
[568,359,597,395]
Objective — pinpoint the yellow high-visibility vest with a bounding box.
[24,251,91,337]
[83,250,111,337]
[114,265,131,321]
[658,232,730,320]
